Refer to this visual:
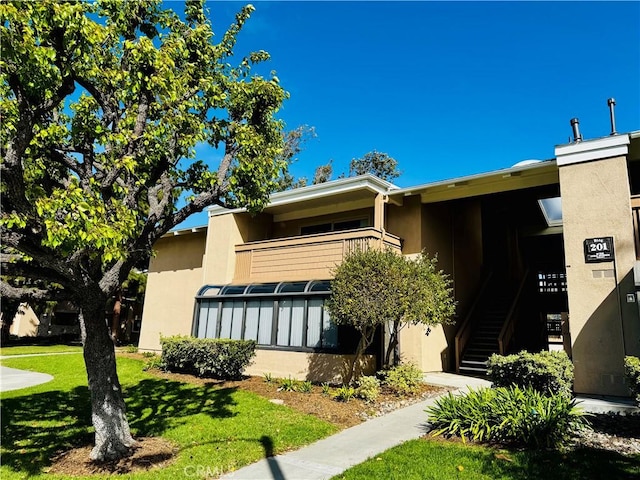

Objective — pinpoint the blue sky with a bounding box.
[178,1,640,228]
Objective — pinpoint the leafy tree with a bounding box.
[312,160,333,184]
[349,150,400,181]
[1,0,286,461]
[326,249,455,384]
[274,125,316,191]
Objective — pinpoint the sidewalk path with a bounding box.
[222,374,489,480]
[0,351,81,392]
[0,366,54,392]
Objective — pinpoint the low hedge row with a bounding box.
[487,350,574,397]
[624,356,640,405]
[160,335,256,379]
[427,385,588,449]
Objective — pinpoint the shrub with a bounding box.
[356,375,380,402]
[297,380,313,393]
[624,356,640,405]
[123,345,138,353]
[278,376,297,392]
[334,385,356,402]
[382,363,423,396]
[142,353,163,371]
[321,382,332,396]
[160,335,256,379]
[427,385,589,449]
[487,350,574,397]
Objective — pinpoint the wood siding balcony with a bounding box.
[234,228,402,283]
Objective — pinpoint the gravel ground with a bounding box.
[571,413,640,456]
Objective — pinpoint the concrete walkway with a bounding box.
[223,371,638,480]
[222,374,487,480]
[0,351,81,392]
[0,366,54,392]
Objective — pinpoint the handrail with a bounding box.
[632,195,640,260]
[498,268,530,355]
[455,270,493,373]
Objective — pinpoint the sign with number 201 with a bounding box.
[584,237,614,263]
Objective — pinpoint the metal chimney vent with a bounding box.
[608,98,617,135]
[570,118,582,142]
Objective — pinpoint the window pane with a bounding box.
[301,223,332,235]
[306,299,323,347]
[197,300,209,338]
[289,299,305,347]
[277,281,308,293]
[245,300,260,341]
[246,283,278,294]
[220,285,248,295]
[230,301,244,340]
[322,306,338,348]
[308,280,331,292]
[277,299,292,346]
[257,301,274,345]
[204,301,219,339]
[219,301,233,338]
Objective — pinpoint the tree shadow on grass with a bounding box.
[476,446,640,480]
[1,378,237,476]
[125,378,237,437]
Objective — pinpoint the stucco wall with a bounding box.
[244,349,376,383]
[138,232,207,351]
[559,155,640,396]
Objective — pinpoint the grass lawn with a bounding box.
[333,437,640,480]
[0,344,83,356]
[1,353,337,479]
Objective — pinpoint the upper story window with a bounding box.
[300,218,368,236]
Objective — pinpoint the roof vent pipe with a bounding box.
[608,98,617,135]
[570,118,582,142]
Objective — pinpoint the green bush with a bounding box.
[160,335,256,379]
[624,356,640,405]
[356,375,380,402]
[142,353,162,371]
[334,385,356,402]
[487,350,574,397]
[427,385,589,449]
[278,376,297,392]
[382,363,423,395]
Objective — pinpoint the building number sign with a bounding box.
[584,237,614,263]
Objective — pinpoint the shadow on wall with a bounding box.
[571,269,640,397]
[306,353,375,384]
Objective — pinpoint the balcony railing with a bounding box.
[633,196,640,260]
[234,227,402,283]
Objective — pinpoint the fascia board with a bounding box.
[555,134,630,166]
[208,174,399,217]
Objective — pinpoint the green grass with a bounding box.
[1,354,337,479]
[0,344,83,356]
[333,438,640,480]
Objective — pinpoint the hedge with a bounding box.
[624,356,640,405]
[487,350,574,397]
[160,335,256,379]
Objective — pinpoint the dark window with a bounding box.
[300,218,367,236]
[300,223,332,235]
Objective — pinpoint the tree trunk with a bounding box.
[345,327,374,385]
[79,300,136,461]
[110,291,122,344]
[384,320,401,369]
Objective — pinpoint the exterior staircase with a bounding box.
[458,284,514,375]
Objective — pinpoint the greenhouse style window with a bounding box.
[193,280,338,352]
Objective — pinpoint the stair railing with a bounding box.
[498,268,530,355]
[455,271,493,373]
